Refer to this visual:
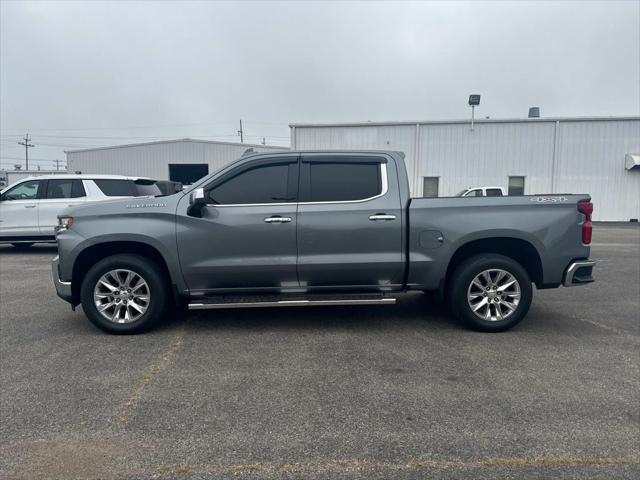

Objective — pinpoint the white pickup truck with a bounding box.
[456,186,506,197]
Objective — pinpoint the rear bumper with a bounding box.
[51,255,73,303]
[563,259,596,287]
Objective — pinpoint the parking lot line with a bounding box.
[116,326,186,425]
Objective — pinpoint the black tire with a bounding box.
[80,254,169,334]
[12,242,34,248]
[448,254,532,332]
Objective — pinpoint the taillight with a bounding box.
[578,201,593,244]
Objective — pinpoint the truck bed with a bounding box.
[406,194,592,290]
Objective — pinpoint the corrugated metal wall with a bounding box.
[66,139,286,181]
[554,120,640,223]
[292,118,640,221]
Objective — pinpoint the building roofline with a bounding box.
[65,138,289,154]
[0,170,64,173]
[289,115,640,128]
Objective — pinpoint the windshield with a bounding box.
[455,189,469,197]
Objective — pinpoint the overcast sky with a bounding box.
[1,0,639,169]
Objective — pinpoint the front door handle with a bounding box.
[264,216,292,223]
[24,204,36,208]
[369,213,396,221]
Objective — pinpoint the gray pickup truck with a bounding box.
[52,150,596,334]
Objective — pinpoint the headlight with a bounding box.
[56,216,74,232]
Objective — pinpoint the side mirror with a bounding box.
[187,188,206,217]
[190,188,206,206]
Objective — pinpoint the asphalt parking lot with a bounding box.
[1,224,639,479]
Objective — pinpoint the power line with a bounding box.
[1,133,290,142]
[0,120,239,132]
[0,133,242,140]
[0,156,66,162]
[0,119,288,132]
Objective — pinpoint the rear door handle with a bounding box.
[264,216,292,223]
[24,205,36,208]
[369,214,396,221]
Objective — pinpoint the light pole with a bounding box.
[468,95,481,132]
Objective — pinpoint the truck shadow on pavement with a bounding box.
[164,293,469,334]
[155,293,591,337]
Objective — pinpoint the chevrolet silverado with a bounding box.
[52,151,596,334]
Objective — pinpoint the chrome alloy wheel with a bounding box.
[467,269,521,322]
[93,269,150,324]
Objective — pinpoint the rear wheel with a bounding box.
[80,254,168,334]
[448,254,532,332]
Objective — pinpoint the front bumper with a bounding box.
[563,259,597,287]
[52,255,73,303]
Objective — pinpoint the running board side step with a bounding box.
[188,296,396,310]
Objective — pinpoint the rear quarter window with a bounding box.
[133,180,162,196]
[93,179,134,196]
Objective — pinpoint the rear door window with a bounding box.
[301,156,383,202]
[45,179,86,199]
[486,188,503,197]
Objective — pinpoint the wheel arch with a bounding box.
[71,241,174,305]
[444,237,544,290]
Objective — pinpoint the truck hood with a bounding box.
[62,195,181,218]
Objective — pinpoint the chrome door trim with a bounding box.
[205,163,388,208]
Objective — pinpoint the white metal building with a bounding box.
[0,169,68,189]
[66,139,287,185]
[290,117,640,221]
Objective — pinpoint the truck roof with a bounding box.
[242,149,406,158]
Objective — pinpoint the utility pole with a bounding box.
[18,134,35,170]
[262,137,266,145]
[54,159,62,171]
[238,119,244,143]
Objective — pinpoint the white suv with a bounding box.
[0,174,161,247]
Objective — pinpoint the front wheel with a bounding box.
[80,254,168,334]
[448,254,533,332]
